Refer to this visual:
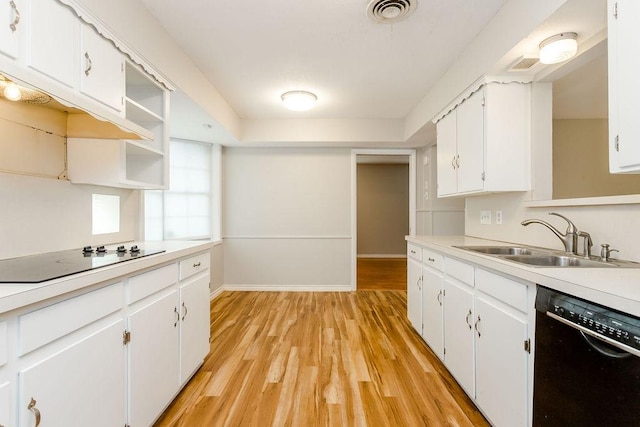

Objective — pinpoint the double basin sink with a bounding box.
[454,245,640,268]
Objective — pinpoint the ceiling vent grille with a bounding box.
[367,0,417,24]
[509,57,539,71]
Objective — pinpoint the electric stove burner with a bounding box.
[0,246,166,283]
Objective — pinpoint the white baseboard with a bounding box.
[209,285,226,300]
[221,284,354,292]
[357,254,407,259]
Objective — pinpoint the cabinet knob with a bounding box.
[28,397,41,427]
[9,0,20,33]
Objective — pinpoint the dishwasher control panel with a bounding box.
[536,286,640,352]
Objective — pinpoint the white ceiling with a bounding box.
[139,0,509,121]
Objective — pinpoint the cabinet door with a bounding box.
[179,275,210,385]
[27,0,79,88]
[436,110,458,196]
[0,380,9,427]
[128,290,180,427]
[475,296,528,427]
[80,24,125,112]
[407,257,423,335]
[422,266,444,359]
[0,0,21,59]
[456,89,485,194]
[18,320,125,427]
[608,0,640,172]
[443,278,475,396]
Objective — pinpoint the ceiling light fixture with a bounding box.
[539,32,578,65]
[281,90,317,111]
[3,81,22,101]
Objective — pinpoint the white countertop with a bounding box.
[0,240,213,315]
[406,235,640,317]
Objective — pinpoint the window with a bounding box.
[145,139,221,241]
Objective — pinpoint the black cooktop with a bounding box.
[0,245,165,284]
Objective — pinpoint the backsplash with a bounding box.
[0,173,139,260]
[466,192,640,263]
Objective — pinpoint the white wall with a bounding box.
[223,147,352,290]
[0,173,139,259]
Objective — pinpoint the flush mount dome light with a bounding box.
[281,90,317,111]
[539,32,578,65]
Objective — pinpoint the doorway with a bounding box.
[351,149,416,291]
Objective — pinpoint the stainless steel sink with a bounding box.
[501,255,615,268]
[456,246,537,256]
[454,245,639,268]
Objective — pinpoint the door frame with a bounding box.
[351,149,416,290]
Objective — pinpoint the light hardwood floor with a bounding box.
[155,291,489,426]
[356,258,407,291]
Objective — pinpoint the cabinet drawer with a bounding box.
[179,252,210,281]
[19,282,123,356]
[407,244,422,262]
[0,321,6,367]
[476,268,528,312]
[444,257,474,286]
[128,263,179,304]
[422,249,443,271]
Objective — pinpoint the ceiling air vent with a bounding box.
[509,57,539,71]
[367,0,417,24]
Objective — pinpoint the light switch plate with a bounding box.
[480,210,492,225]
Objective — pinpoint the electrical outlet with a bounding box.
[480,210,492,225]
[496,210,503,225]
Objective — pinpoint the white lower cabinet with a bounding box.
[407,257,423,334]
[128,289,180,427]
[18,320,125,427]
[179,275,210,384]
[421,260,444,360]
[406,242,532,427]
[0,380,10,427]
[475,295,528,427]
[443,277,475,396]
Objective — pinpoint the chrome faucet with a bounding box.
[521,212,579,254]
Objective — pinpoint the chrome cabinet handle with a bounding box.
[427,257,435,262]
[416,277,422,291]
[474,315,481,337]
[28,397,41,427]
[9,0,20,32]
[465,309,472,330]
[84,52,92,76]
[456,154,460,168]
[193,262,201,268]
[174,306,179,327]
[451,156,456,170]
[436,290,443,306]
[181,301,188,321]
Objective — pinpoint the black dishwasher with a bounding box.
[533,286,640,426]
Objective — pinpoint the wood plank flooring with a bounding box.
[154,291,489,427]
[357,258,407,291]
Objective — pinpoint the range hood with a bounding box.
[0,72,151,141]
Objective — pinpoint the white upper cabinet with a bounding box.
[0,0,22,59]
[80,23,125,113]
[608,0,640,173]
[67,60,169,189]
[436,80,531,198]
[27,0,79,88]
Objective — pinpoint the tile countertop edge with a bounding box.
[406,235,640,317]
[0,240,214,315]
